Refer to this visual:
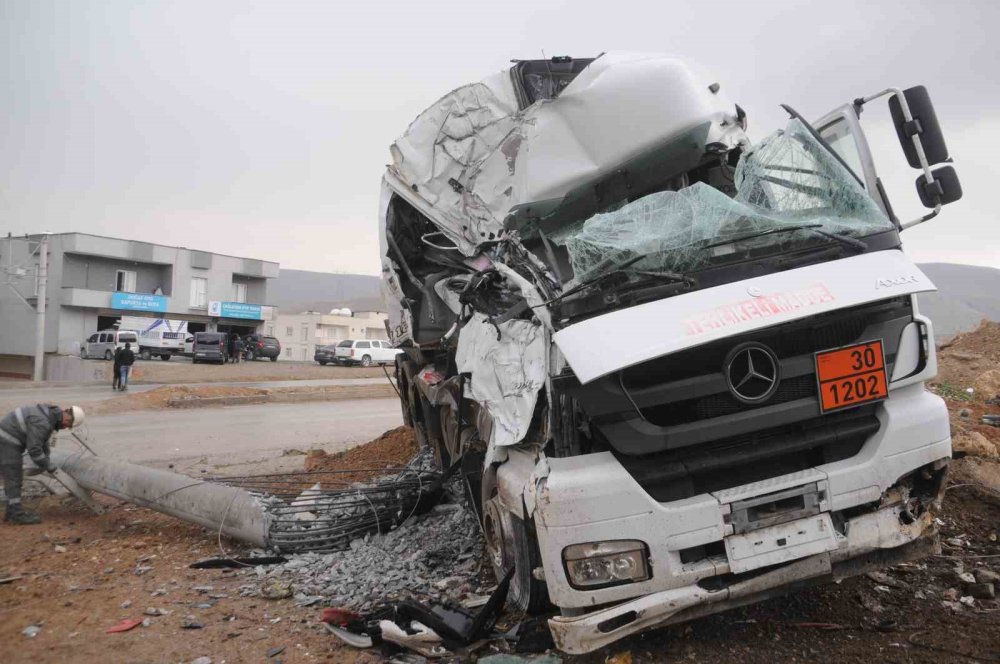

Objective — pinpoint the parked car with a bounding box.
[81,328,141,360]
[192,332,228,364]
[314,344,338,365]
[243,334,281,361]
[183,335,195,356]
[333,339,401,367]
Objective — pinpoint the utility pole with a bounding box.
[33,234,49,382]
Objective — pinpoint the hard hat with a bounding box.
[68,406,85,428]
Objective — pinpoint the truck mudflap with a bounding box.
[547,506,939,655]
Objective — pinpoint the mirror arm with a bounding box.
[858,87,939,191]
[900,205,941,230]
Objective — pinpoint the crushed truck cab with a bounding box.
[378,52,962,654]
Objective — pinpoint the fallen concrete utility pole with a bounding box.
[50,448,269,547]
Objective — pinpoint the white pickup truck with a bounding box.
[377,52,962,654]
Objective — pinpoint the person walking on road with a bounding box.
[112,345,123,390]
[118,342,136,390]
[233,337,244,364]
[227,333,237,363]
[0,404,85,524]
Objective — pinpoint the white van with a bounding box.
[81,329,140,360]
[137,329,184,361]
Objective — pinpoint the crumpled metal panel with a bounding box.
[455,313,546,446]
[388,52,747,256]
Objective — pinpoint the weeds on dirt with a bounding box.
[932,380,975,403]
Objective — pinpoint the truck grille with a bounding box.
[553,296,913,499]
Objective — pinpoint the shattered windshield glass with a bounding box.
[553,119,893,282]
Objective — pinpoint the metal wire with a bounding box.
[213,458,442,554]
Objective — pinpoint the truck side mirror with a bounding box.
[889,86,949,168]
[916,165,962,208]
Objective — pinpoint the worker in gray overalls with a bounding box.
[0,404,85,525]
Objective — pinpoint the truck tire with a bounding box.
[482,473,550,615]
[361,354,372,367]
[159,354,171,361]
[140,349,152,361]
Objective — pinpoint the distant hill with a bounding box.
[918,263,1000,339]
[268,269,383,314]
[268,263,999,335]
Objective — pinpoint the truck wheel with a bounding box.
[140,349,152,361]
[361,354,372,367]
[482,474,550,615]
[104,350,113,360]
[160,354,171,361]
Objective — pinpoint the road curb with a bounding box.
[166,386,395,409]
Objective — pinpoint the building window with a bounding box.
[284,347,291,357]
[115,270,137,293]
[300,324,308,342]
[265,325,274,336]
[285,326,293,337]
[232,282,247,303]
[190,277,207,309]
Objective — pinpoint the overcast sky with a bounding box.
[2,0,997,275]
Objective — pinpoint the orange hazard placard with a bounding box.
[815,339,888,413]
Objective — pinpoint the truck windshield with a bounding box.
[552,118,893,282]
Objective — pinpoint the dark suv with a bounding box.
[192,332,228,364]
[243,334,281,361]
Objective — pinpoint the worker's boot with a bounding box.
[3,503,41,525]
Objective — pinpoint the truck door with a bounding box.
[812,105,891,219]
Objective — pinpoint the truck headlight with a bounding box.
[563,540,650,589]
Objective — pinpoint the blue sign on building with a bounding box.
[208,301,263,320]
[111,292,169,313]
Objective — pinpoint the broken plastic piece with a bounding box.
[323,622,374,649]
[378,619,449,658]
[319,607,363,627]
[106,618,143,634]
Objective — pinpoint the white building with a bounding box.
[271,310,389,362]
[0,232,277,377]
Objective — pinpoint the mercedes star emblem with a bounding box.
[724,342,780,403]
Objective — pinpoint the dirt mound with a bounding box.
[937,319,1000,388]
[85,385,269,414]
[931,319,1000,457]
[302,426,419,484]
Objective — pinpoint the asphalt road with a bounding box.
[60,398,403,472]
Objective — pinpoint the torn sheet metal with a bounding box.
[388,52,747,255]
[455,313,546,447]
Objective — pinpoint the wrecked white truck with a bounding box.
[377,52,963,653]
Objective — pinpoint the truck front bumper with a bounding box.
[547,503,940,654]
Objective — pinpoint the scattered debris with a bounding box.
[22,625,41,638]
[190,556,286,569]
[120,600,132,609]
[106,618,143,634]
[53,544,67,554]
[266,646,286,658]
[0,575,23,585]
[144,607,170,616]
[181,620,205,630]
